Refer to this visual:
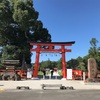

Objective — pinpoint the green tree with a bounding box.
[51,61,57,69]
[2,45,20,60]
[67,59,78,69]
[56,58,62,70]
[76,62,86,71]
[83,55,90,71]
[88,38,100,70]
[79,62,86,71]
[75,56,86,71]
[40,61,48,70]
[77,56,83,62]
[89,38,99,57]
[0,0,51,69]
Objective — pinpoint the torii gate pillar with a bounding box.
[33,45,40,78]
[62,45,67,79]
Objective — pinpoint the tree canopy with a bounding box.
[0,0,51,68]
[67,38,100,71]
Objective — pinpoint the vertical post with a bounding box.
[33,45,40,78]
[83,72,85,81]
[61,45,67,79]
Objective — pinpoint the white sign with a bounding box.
[27,71,32,78]
[67,69,72,79]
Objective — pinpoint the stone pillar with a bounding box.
[87,58,98,82]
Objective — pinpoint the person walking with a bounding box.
[42,69,46,79]
[51,69,54,79]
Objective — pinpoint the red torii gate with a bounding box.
[29,41,75,79]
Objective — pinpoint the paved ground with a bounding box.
[0,89,100,100]
[1,79,100,100]
[0,79,100,91]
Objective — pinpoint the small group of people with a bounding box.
[42,69,54,79]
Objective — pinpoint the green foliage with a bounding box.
[1,45,20,60]
[82,55,90,71]
[67,38,100,71]
[38,71,43,76]
[39,58,62,70]
[39,59,52,70]
[56,58,62,69]
[76,57,86,71]
[0,0,51,68]
[88,38,99,58]
[13,0,38,31]
[88,38,100,70]
[76,62,86,71]
[58,71,62,76]
[67,58,78,69]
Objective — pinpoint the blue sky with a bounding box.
[31,0,100,63]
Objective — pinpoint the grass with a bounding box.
[58,71,62,76]
[38,71,43,75]
[38,71,62,76]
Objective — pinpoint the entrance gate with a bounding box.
[29,41,75,79]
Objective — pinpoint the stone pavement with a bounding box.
[0,79,100,91]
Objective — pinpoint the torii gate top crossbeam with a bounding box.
[29,41,75,52]
[29,41,75,46]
